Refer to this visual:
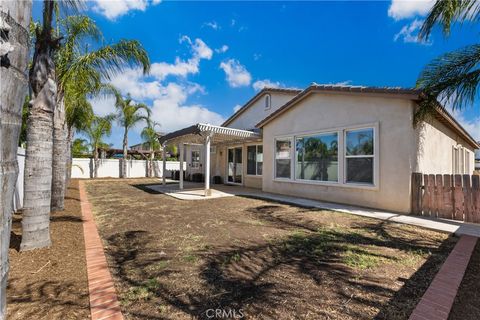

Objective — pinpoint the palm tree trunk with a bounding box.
[21,0,58,251]
[0,1,32,317]
[65,126,74,186]
[121,128,128,178]
[94,147,99,178]
[51,96,67,211]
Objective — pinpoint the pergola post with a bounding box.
[204,134,211,196]
[162,143,166,186]
[179,143,184,190]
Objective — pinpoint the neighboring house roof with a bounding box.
[255,84,479,149]
[129,142,149,149]
[221,87,302,127]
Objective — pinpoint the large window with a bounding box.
[345,128,374,184]
[453,146,472,174]
[275,139,291,179]
[295,133,338,182]
[247,145,263,175]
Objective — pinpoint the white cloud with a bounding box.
[219,59,252,88]
[388,0,434,20]
[150,83,224,132]
[394,19,432,45]
[91,0,161,20]
[150,36,212,80]
[89,96,117,117]
[233,104,242,113]
[452,110,480,141]
[203,21,220,30]
[252,79,283,91]
[215,45,229,54]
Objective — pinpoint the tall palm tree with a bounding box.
[21,0,68,251]
[52,15,150,211]
[0,0,32,316]
[115,94,151,178]
[415,0,480,122]
[141,120,161,177]
[84,114,115,178]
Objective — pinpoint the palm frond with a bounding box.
[419,0,480,40]
[69,39,150,80]
[416,44,480,109]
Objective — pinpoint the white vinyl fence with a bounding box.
[71,158,185,179]
[14,150,184,210]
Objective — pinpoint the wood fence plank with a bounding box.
[411,173,422,215]
[472,175,480,223]
[453,174,464,221]
[428,175,436,217]
[422,175,431,216]
[435,174,443,218]
[463,175,472,223]
[442,174,453,220]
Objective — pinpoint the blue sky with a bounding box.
[33,0,479,148]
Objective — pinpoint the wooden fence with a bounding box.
[411,173,480,223]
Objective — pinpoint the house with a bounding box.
[159,84,478,214]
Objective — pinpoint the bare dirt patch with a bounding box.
[7,179,90,320]
[86,178,457,320]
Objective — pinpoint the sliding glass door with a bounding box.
[227,147,243,184]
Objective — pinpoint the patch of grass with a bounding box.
[146,260,169,272]
[121,278,161,303]
[182,254,198,263]
[222,252,242,266]
[342,247,383,270]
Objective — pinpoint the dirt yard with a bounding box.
[85,178,457,320]
[7,180,90,320]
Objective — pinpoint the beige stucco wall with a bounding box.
[416,117,476,174]
[262,92,418,213]
[210,143,263,189]
[227,92,298,130]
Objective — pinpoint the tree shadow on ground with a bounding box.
[6,279,89,320]
[103,203,456,320]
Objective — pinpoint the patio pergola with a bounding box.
[158,123,261,196]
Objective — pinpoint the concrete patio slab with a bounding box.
[146,181,480,238]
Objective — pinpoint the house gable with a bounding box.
[223,88,300,130]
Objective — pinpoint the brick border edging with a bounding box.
[409,235,478,320]
[79,181,124,320]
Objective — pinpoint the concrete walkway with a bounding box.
[147,181,480,238]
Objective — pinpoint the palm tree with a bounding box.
[141,120,161,177]
[115,94,151,178]
[21,0,67,251]
[84,115,115,178]
[415,0,480,122]
[72,138,89,157]
[0,0,32,316]
[52,15,150,211]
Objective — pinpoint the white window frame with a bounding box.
[191,150,200,169]
[246,144,263,176]
[344,126,377,187]
[294,131,340,184]
[272,122,379,190]
[465,149,471,174]
[265,94,271,110]
[274,137,293,180]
